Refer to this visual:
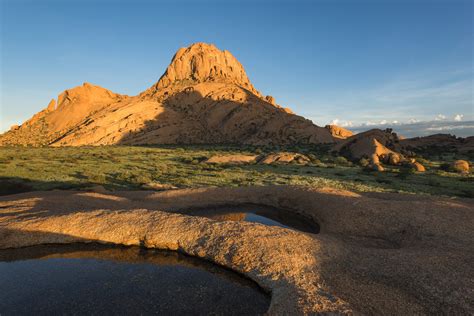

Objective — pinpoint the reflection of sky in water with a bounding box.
[0,245,269,315]
[244,213,287,228]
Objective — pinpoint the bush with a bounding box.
[334,156,349,166]
[439,163,451,172]
[359,158,370,167]
[255,148,263,155]
[398,166,416,179]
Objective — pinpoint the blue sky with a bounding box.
[1,0,473,136]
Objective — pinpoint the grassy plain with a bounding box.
[0,145,472,198]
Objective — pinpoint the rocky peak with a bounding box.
[153,43,259,94]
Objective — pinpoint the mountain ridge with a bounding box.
[0,43,334,146]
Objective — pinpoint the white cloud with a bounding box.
[361,119,401,127]
[306,67,473,127]
[454,114,464,122]
[329,119,354,127]
[351,120,474,138]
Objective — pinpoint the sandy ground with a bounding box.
[1,185,473,315]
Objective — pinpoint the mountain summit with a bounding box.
[152,43,258,95]
[0,43,334,146]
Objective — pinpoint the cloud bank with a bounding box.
[350,120,474,138]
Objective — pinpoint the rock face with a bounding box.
[1,186,473,314]
[334,129,402,164]
[325,124,354,139]
[153,43,259,95]
[0,43,334,147]
[0,83,126,146]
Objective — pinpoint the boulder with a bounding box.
[205,155,258,164]
[412,162,426,172]
[388,152,402,165]
[265,95,276,105]
[260,152,311,165]
[451,160,470,173]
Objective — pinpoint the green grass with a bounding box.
[0,145,472,198]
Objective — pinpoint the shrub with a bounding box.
[307,153,321,164]
[439,163,451,172]
[359,158,370,167]
[334,156,349,166]
[398,166,416,179]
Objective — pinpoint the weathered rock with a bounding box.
[265,95,276,105]
[0,43,334,147]
[325,124,354,139]
[411,161,426,172]
[153,43,258,95]
[387,152,403,165]
[1,186,473,314]
[452,160,470,173]
[334,129,401,161]
[10,125,20,131]
[260,152,311,165]
[205,154,258,164]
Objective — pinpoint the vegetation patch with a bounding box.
[0,145,472,197]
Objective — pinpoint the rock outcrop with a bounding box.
[0,43,334,147]
[1,186,473,314]
[205,154,258,164]
[325,124,354,139]
[333,129,402,164]
[151,43,259,95]
[260,152,311,165]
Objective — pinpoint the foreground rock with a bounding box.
[1,186,473,314]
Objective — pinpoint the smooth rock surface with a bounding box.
[1,186,473,314]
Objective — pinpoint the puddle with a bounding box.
[0,244,270,315]
[178,204,320,234]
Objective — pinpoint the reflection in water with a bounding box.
[178,204,320,234]
[0,244,270,315]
